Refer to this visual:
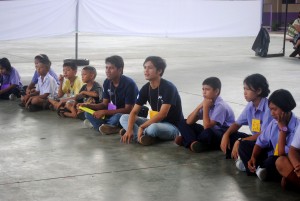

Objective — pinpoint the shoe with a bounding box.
[139,135,156,146]
[83,119,93,129]
[174,135,183,146]
[9,94,16,101]
[235,157,246,172]
[190,141,209,153]
[99,124,121,135]
[119,128,126,136]
[256,166,267,181]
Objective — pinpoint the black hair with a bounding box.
[35,54,51,68]
[244,73,270,97]
[143,56,166,76]
[0,58,12,72]
[82,65,97,78]
[63,62,77,71]
[268,89,296,112]
[202,77,221,95]
[105,55,124,69]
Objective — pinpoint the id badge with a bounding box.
[108,102,117,110]
[274,144,278,156]
[149,110,158,119]
[251,119,261,132]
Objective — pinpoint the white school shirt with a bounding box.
[36,73,58,97]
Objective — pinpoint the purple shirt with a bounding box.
[236,98,273,135]
[256,113,299,156]
[31,68,59,85]
[291,125,300,149]
[198,96,235,129]
[0,66,22,89]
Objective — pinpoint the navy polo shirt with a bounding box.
[103,75,138,109]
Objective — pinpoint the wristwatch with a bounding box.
[237,138,243,142]
[279,126,288,132]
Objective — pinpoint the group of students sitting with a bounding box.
[1,54,300,191]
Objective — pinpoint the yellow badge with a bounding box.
[251,119,261,132]
[149,110,159,119]
[274,144,278,156]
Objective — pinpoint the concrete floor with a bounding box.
[1,33,300,201]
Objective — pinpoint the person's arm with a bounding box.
[231,133,261,159]
[248,144,262,173]
[79,90,98,98]
[0,84,16,95]
[121,104,141,143]
[57,75,65,98]
[140,103,170,129]
[26,82,36,94]
[202,98,216,129]
[186,102,203,125]
[101,104,134,116]
[220,122,241,154]
[278,112,290,156]
[80,98,109,110]
[36,93,50,99]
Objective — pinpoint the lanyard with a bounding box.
[109,82,117,105]
[148,84,160,111]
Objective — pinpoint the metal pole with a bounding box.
[282,0,288,56]
[75,0,79,60]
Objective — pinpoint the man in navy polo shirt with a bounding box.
[82,55,138,134]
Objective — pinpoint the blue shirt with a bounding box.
[198,96,235,129]
[136,78,183,126]
[103,75,138,109]
[0,66,22,89]
[31,68,59,85]
[256,113,299,156]
[236,98,273,135]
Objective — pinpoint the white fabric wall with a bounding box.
[79,0,262,37]
[0,0,77,40]
[0,0,262,40]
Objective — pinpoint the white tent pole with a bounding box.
[75,0,79,60]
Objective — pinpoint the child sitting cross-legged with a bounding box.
[57,66,102,119]
[25,54,58,112]
[0,57,23,100]
[175,77,235,153]
[48,62,83,110]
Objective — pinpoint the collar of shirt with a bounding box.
[252,97,267,112]
[38,73,50,84]
[210,96,223,109]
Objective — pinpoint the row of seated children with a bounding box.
[1,55,300,190]
[1,54,139,135]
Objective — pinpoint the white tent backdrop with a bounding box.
[0,0,77,40]
[79,0,262,37]
[0,0,262,40]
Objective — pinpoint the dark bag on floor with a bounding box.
[252,27,270,57]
